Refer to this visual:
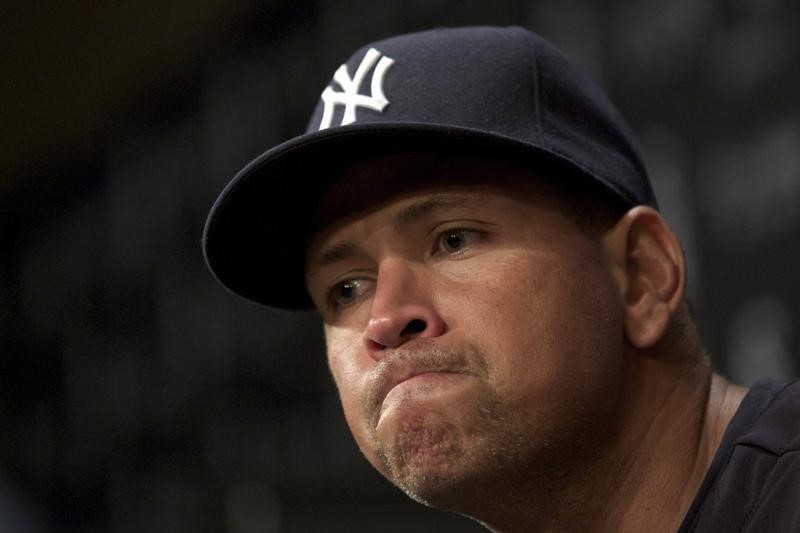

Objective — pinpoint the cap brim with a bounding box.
[203,121,635,310]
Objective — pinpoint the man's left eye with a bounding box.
[437,229,479,255]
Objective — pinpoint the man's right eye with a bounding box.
[330,279,371,309]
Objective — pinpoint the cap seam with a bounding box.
[526,30,545,147]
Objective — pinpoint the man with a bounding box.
[203,27,800,531]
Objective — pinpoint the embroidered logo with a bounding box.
[318,48,394,130]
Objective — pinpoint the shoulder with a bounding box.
[735,379,800,454]
[681,379,800,532]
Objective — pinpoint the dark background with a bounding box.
[3,1,799,531]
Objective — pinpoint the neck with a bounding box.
[593,370,747,532]
[469,358,748,532]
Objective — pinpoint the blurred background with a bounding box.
[3,1,799,531]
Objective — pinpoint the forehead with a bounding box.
[309,152,562,239]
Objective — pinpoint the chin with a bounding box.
[375,409,493,510]
[394,458,500,520]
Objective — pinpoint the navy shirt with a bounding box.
[679,379,800,531]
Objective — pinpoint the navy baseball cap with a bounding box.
[203,26,656,310]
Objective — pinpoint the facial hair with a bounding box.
[362,341,530,509]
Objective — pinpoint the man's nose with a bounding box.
[364,259,446,356]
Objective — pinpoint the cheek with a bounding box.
[325,326,364,418]
[460,247,624,403]
[324,326,385,466]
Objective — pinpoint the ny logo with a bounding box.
[318,48,395,130]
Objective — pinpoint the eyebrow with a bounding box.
[392,193,476,230]
[307,193,477,278]
[310,241,360,274]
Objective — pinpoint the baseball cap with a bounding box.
[203,26,656,310]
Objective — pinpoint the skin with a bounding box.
[304,153,748,532]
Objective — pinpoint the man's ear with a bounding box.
[605,206,687,349]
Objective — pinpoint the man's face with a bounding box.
[305,154,628,510]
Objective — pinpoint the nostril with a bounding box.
[402,319,427,336]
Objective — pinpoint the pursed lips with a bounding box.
[362,343,487,429]
[368,361,471,427]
